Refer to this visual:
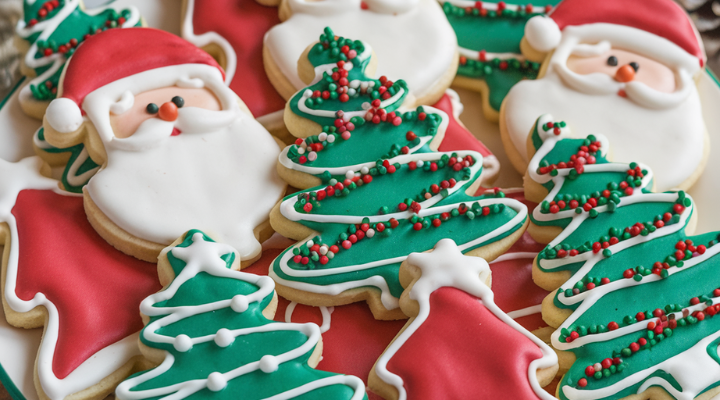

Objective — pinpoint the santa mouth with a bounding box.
[171,127,182,136]
[617,89,627,98]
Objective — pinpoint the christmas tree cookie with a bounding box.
[116,230,367,400]
[16,0,141,192]
[442,0,560,122]
[270,28,529,320]
[369,239,558,400]
[525,114,720,400]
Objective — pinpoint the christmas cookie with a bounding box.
[369,239,558,400]
[41,27,286,266]
[263,0,458,107]
[500,0,709,191]
[525,114,720,400]
[116,230,367,400]
[441,0,559,122]
[0,156,162,400]
[269,29,529,320]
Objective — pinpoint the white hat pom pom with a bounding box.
[46,97,84,133]
[525,16,561,53]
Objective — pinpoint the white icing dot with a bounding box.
[318,132,328,141]
[329,178,338,185]
[206,372,227,392]
[173,334,193,352]
[327,135,336,143]
[319,245,328,255]
[308,151,317,162]
[259,355,279,373]
[416,160,424,167]
[366,229,375,238]
[345,170,355,179]
[350,80,360,89]
[230,295,249,313]
[214,328,235,347]
[360,166,369,175]
[297,147,305,155]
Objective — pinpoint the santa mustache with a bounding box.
[109,107,237,151]
[553,62,693,110]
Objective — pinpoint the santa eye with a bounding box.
[172,96,185,108]
[607,56,618,67]
[629,62,640,72]
[146,103,159,114]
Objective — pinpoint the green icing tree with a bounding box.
[116,230,367,400]
[18,0,141,192]
[526,114,720,399]
[442,1,560,113]
[271,27,529,319]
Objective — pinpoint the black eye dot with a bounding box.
[607,56,618,67]
[629,62,640,72]
[146,103,158,114]
[172,96,185,108]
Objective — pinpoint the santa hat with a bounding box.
[46,27,225,134]
[525,0,705,70]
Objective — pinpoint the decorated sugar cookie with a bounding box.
[270,29,529,320]
[263,0,457,107]
[369,239,558,400]
[41,27,286,266]
[0,156,162,400]
[525,114,720,400]
[441,0,559,122]
[501,0,708,192]
[116,230,367,400]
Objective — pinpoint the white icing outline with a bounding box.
[115,233,365,400]
[284,302,334,334]
[109,91,134,115]
[181,0,236,85]
[373,239,557,400]
[0,157,141,400]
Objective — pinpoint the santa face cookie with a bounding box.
[263,0,458,107]
[116,230,367,400]
[269,29,529,320]
[42,27,286,266]
[369,239,558,400]
[525,114,720,400]
[441,0,559,122]
[500,0,708,192]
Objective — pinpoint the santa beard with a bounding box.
[503,70,706,191]
[86,106,285,261]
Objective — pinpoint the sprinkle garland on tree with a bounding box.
[526,114,720,400]
[115,230,367,400]
[271,28,529,318]
[441,0,559,115]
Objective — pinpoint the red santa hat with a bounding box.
[525,0,705,69]
[46,27,225,133]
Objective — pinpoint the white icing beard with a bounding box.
[264,0,456,101]
[86,107,285,261]
[503,69,706,192]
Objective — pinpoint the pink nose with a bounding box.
[158,102,178,121]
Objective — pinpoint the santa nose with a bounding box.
[158,102,178,122]
[614,65,635,83]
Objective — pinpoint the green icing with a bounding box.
[35,128,99,193]
[119,230,366,400]
[442,1,560,112]
[526,116,720,399]
[274,28,528,310]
